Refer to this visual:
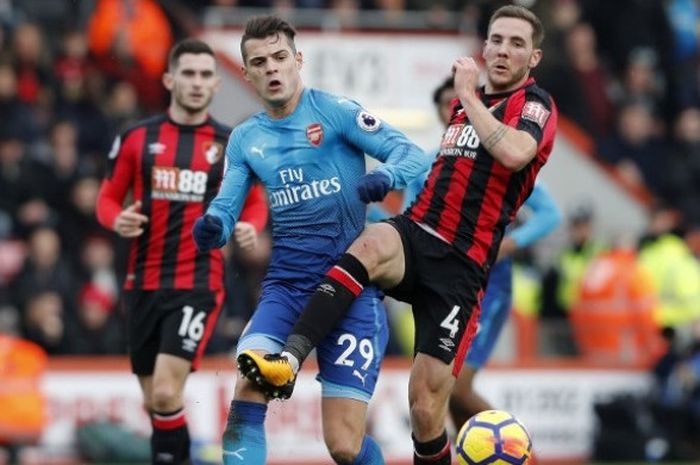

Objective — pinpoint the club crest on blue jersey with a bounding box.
[203,141,224,164]
[306,123,324,147]
[357,111,381,132]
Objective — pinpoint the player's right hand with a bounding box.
[113,200,148,238]
[192,214,223,252]
[453,56,480,101]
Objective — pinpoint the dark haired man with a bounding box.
[192,15,429,465]
[96,39,268,465]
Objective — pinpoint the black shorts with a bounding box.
[385,215,488,372]
[123,289,224,375]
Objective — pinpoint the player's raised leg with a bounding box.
[239,222,404,388]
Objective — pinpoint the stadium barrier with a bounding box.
[25,356,654,465]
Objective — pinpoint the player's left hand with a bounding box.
[357,171,391,203]
[234,221,257,251]
[192,214,223,252]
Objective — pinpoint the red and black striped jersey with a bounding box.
[407,77,557,268]
[96,114,268,291]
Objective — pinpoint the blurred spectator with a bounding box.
[539,21,616,140]
[63,283,124,354]
[10,226,77,313]
[78,235,119,299]
[652,317,700,460]
[21,290,67,354]
[581,0,674,100]
[0,61,41,145]
[0,132,54,237]
[618,47,667,124]
[57,175,106,261]
[637,204,700,330]
[570,246,665,365]
[323,0,361,29]
[10,22,52,107]
[542,199,606,318]
[664,0,700,117]
[87,0,174,112]
[53,29,90,86]
[41,120,81,211]
[661,106,700,225]
[104,80,142,134]
[53,29,111,160]
[597,99,666,196]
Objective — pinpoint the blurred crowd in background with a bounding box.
[0,0,700,405]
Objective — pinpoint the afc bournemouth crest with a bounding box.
[306,123,324,147]
[203,141,224,164]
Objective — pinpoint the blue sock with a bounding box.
[222,400,267,465]
[350,435,385,465]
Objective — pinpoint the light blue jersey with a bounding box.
[209,88,429,292]
[207,87,429,401]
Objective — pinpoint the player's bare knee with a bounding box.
[409,397,432,428]
[409,394,444,436]
[324,415,363,464]
[151,384,181,411]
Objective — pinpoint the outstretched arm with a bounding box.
[333,99,432,202]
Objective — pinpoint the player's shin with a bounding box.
[222,400,267,465]
[285,253,370,365]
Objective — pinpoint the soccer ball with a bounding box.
[455,409,533,465]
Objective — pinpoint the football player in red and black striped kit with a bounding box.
[96,39,268,465]
[243,5,556,465]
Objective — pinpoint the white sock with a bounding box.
[280,351,300,374]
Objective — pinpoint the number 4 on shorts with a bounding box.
[440,305,460,339]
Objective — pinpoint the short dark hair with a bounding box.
[240,15,297,63]
[488,5,544,48]
[168,39,215,70]
[432,76,455,106]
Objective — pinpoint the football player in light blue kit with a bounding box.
[371,76,561,431]
[191,16,430,465]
